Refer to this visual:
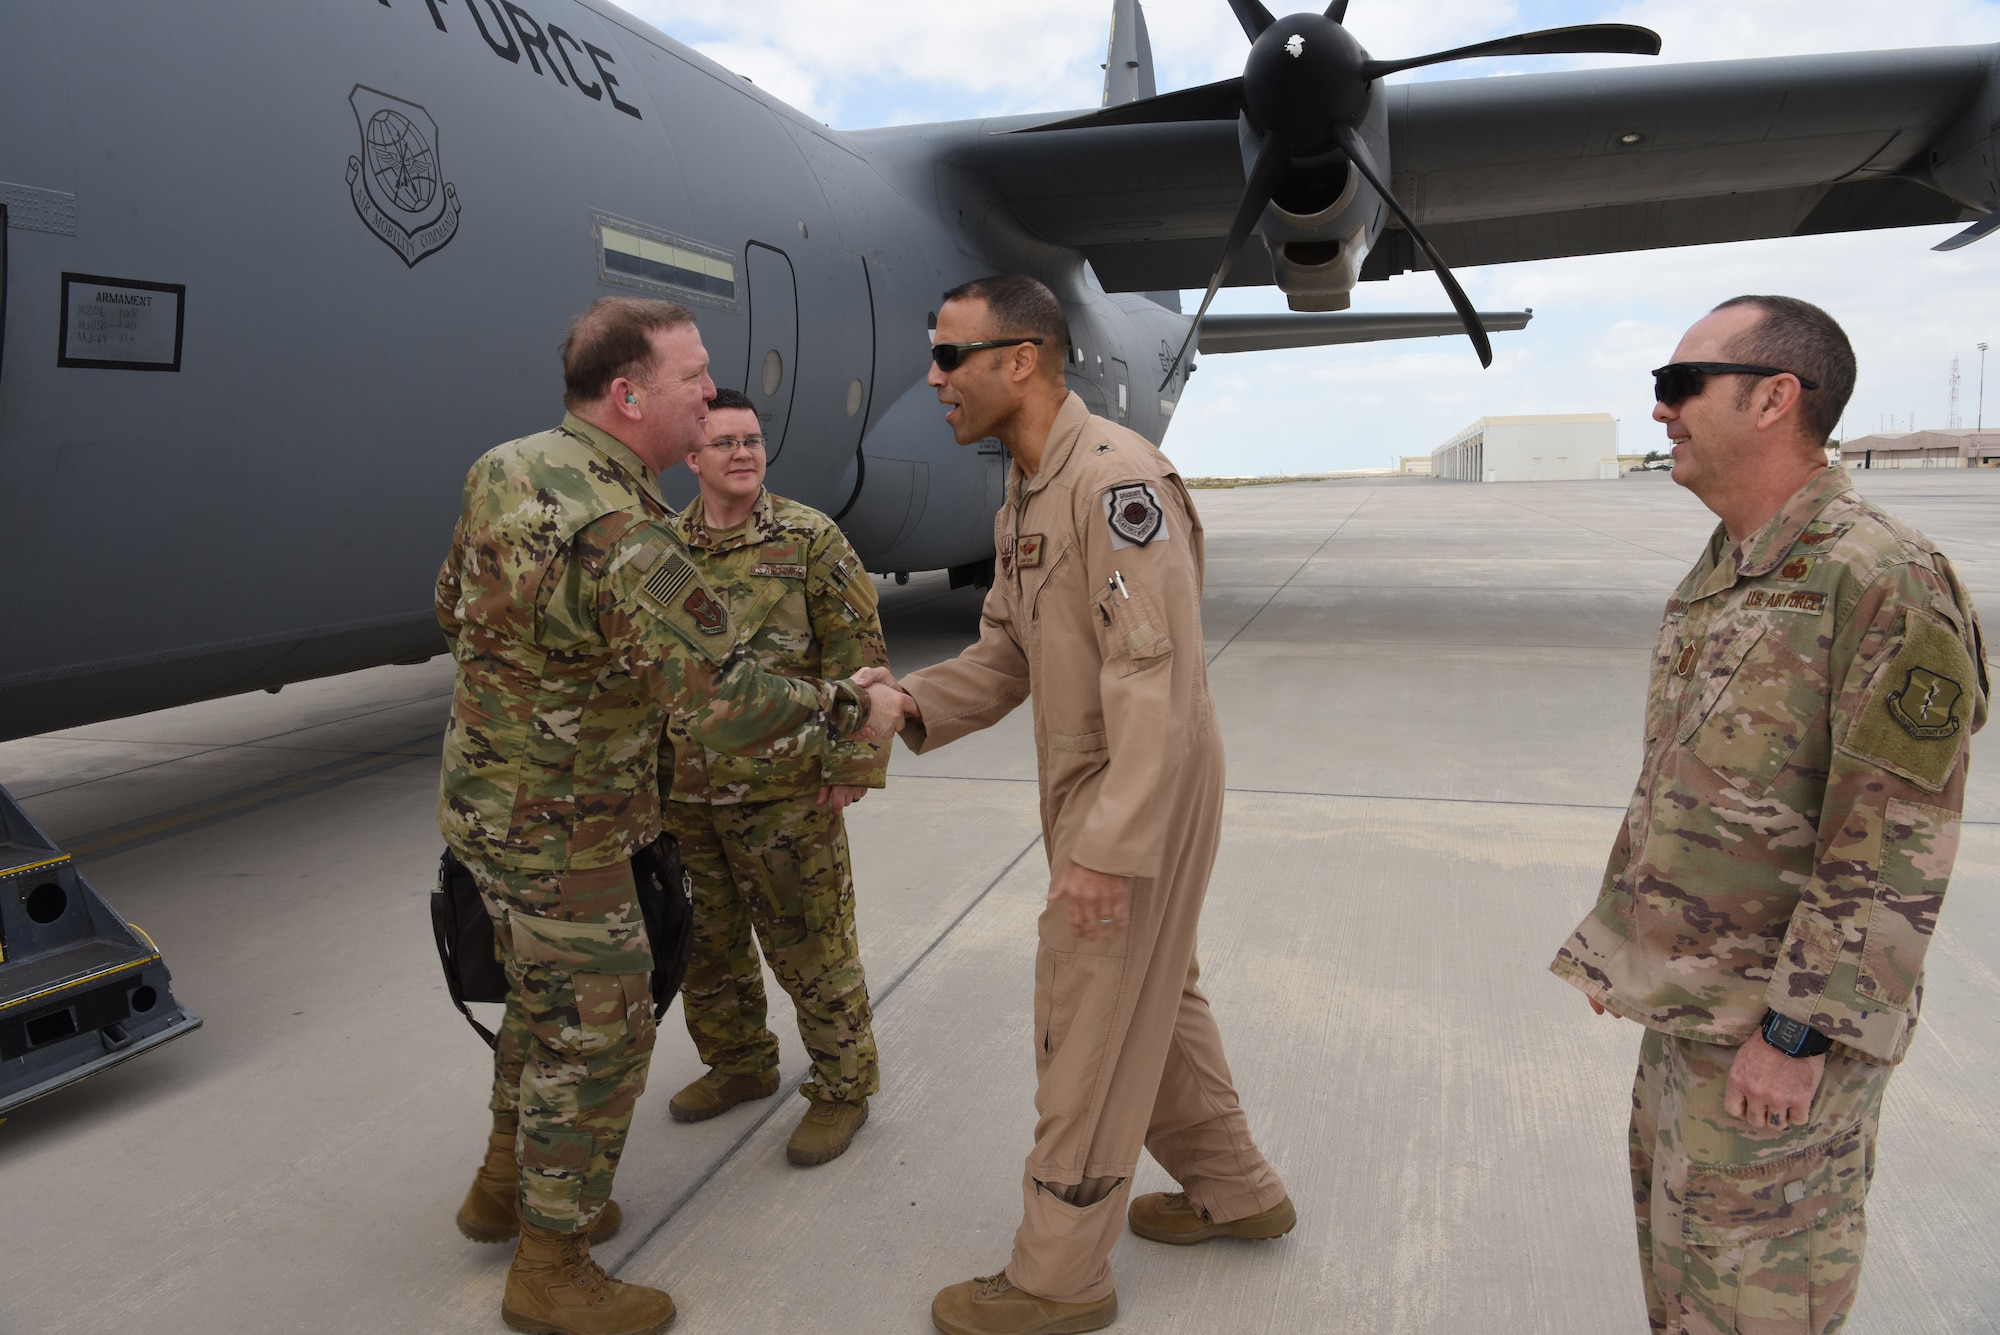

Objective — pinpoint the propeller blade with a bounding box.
[1161,131,1292,391]
[1227,0,1277,42]
[1360,24,1660,79]
[1016,77,1244,134]
[1933,211,2000,252]
[1325,0,1350,21]
[1330,124,1491,368]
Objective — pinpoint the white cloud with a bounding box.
[611,0,2000,473]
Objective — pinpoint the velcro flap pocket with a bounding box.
[1683,1128,1868,1247]
[1839,609,1977,792]
[1092,581,1173,678]
[508,908,653,975]
[1858,798,1956,1006]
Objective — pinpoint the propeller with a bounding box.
[1033,9,1660,387]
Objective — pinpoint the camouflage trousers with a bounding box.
[1631,1028,1888,1334]
[662,797,878,1104]
[468,856,656,1234]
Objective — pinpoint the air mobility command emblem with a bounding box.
[346,86,461,267]
[1104,482,1166,548]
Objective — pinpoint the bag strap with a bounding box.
[434,850,499,1049]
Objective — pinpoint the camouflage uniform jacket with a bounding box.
[1552,467,1987,1063]
[665,489,888,804]
[435,414,870,873]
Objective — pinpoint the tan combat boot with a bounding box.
[502,1220,675,1335]
[786,1096,868,1165]
[1126,1190,1296,1245]
[931,1272,1116,1335]
[666,1068,780,1122]
[458,1129,623,1244]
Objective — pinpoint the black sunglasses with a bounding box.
[931,338,1043,372]
[1652,361,1821,406]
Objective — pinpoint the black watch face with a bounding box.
[1768,1015,1809,1052]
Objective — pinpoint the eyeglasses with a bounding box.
[705,435,766,453]
[930,338,1043,372]
[1652,361,1820,407]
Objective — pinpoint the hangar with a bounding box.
[1431,414,1621,482]
[1839,428,2000,468]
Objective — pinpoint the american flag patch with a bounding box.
[643,554,695,608]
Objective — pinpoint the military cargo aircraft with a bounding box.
[0,0,1996,1106]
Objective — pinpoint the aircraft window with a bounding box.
[594,213,737,309]
[762,349,784,397]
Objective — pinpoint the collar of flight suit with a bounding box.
[557,411,669,513]
[1009,392,1095,505]
[1690,464,1855,602]
[678,487,776,553]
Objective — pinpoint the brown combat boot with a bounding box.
[1126,1190,1296,1245]
[931,1272,1116,1335]
[458,1129,623,1244]
[786,1097,868,1165]
[502,1220,675,1335]
[666,1068,781,1122]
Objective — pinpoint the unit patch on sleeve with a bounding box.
[1103,482,1168,549]
[1839,608,1978,790]
[682,586,728,635]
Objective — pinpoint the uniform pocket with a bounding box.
[1091,581,1173,678]
[1687,624,1826,796]
[508,907,654,975]
[1858,798,1956,1007]
[1682,1128,1868,1249]
[1033,946,1131,1118]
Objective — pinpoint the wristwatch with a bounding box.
[1761,1009,1834,1058]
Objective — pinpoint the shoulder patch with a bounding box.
[1103,482,1168,549]
[1840,609,1977,791]
[633,551,733,659]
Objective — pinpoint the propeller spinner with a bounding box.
[1040,4,1662,389]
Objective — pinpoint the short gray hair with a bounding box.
[1711,295,1856,445]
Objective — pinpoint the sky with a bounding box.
[619,0,2000,476]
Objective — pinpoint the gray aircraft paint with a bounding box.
[2,0,1998,741]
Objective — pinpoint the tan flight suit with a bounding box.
[899,392,1287,1304]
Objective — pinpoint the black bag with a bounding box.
[632,836,695,1020]
[432,849,508,1047]
[431,839,694,1048]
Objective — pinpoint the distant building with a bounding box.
[1839,429,2000,468]
[1432,414,1620,482]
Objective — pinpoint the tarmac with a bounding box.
[0,467,1995,1334]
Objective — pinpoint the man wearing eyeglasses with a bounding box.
[658,387,889,1168]
[1551,295,1987,1334]
[860,274,1292,1335]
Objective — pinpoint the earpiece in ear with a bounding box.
[626,393,637,404]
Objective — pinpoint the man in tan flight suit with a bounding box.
[864,274,1293,1335]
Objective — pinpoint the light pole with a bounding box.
[1980,342,1990,432]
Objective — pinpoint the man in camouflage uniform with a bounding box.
[661,387,889,1166]
[1551,295,1987,1335]
[437,297,893,1335]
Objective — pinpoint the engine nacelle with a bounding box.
[1239,108,1389,312]
[1924,52,2000,213]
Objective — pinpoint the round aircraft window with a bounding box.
[762,350,784,397]
[25,881,67,924]
[846,379,864,417]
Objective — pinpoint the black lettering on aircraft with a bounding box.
[548,26,600,99]
[586,40,641,119]
[379,0,640,119]
[502,2,566,85]
[462,0,519,61]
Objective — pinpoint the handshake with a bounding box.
[850,666,920,743]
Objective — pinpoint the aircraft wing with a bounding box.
[940,43,1999,293]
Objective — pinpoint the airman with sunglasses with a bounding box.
[860,273,1292,1335]
[1551,295,1987,1333]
